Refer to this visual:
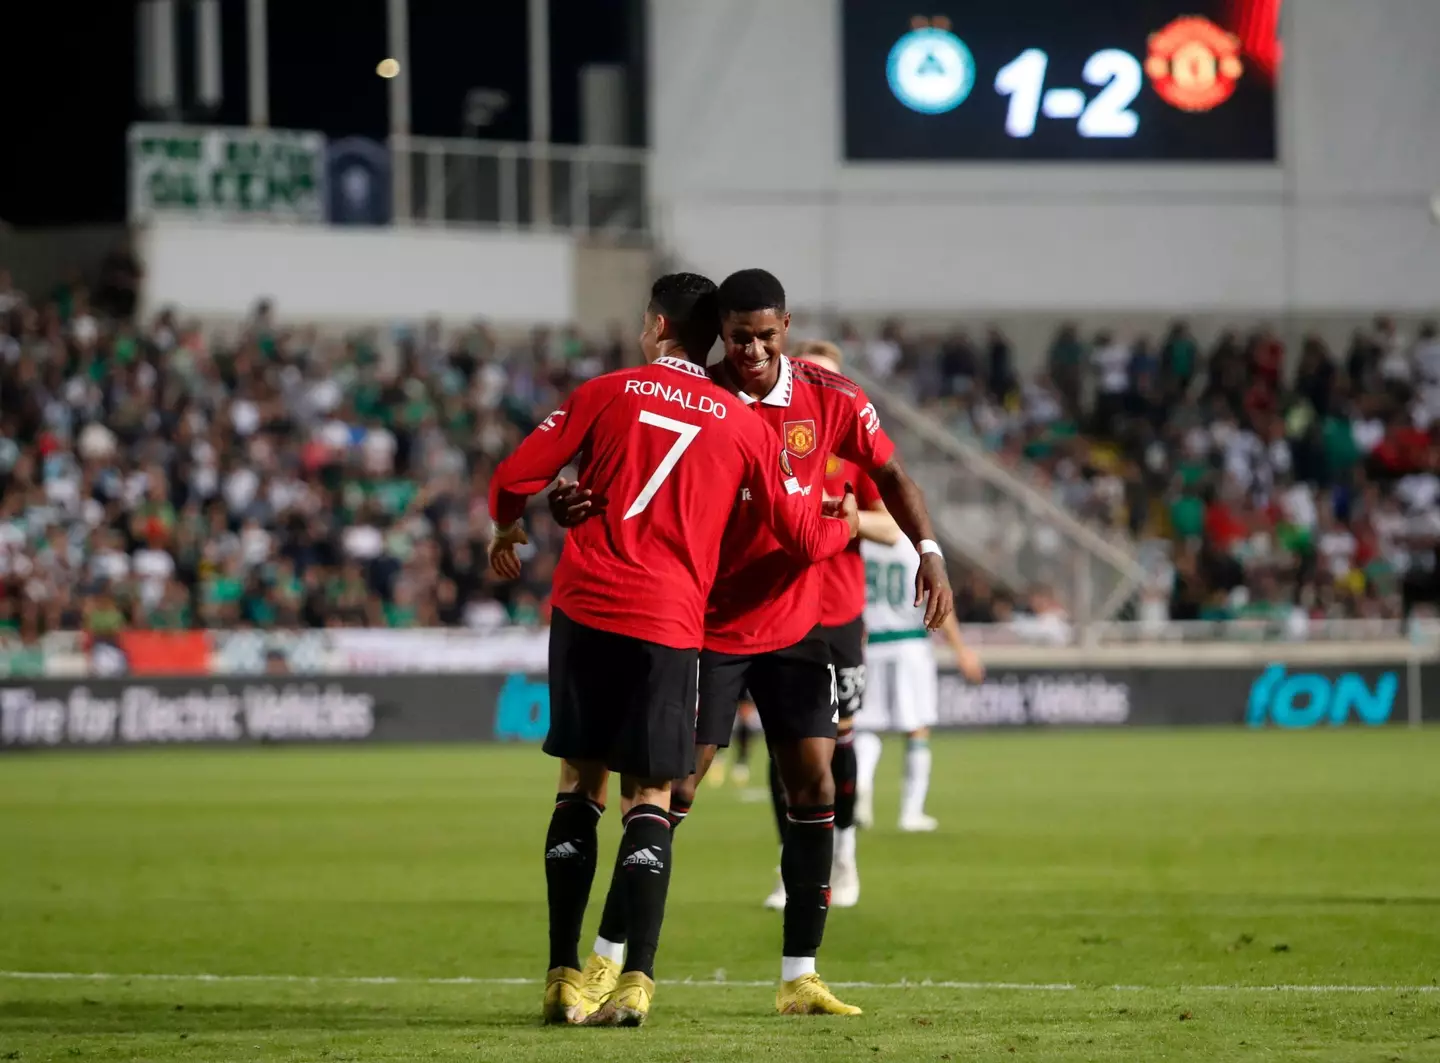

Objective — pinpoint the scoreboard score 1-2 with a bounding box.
[843,0,1281,161]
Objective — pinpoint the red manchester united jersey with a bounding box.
[488,356,852,651]
[818,457,882,628]
[705,356,896,654]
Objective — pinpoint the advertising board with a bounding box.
[3,660,1430,751]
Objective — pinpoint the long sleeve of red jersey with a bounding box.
[487,387,596,525]
[745,429,852,563]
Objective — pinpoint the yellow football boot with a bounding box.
[586,971,654,1026]
[776,973,863,1016]
[578,951,622,1014]
[542,966,588,1025]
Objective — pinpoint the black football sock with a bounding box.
[544,792,603,971]
[617,804,674,979]
[595,853,628,947]
[667,794,692,830]
[833,731,857,831]
[781,805,835,962]
[594,794,691,948]
[768,753,789,846]
[734,718,753,767]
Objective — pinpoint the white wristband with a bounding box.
[492,520,519,537]
[918,539,943,559]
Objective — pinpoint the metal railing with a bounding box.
[847,365,1149,625]
[390,135,650,236]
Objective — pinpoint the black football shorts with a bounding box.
[818,617,866,722]
[545,608,699,780]
[696,627,838,750]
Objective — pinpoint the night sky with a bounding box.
[1,0,641,226]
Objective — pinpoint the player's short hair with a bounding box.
[717,268,786,317]
[649,272,719,358]
[796,339,843,370]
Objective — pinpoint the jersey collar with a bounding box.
[735,354,793,408]
[655,355,708,379]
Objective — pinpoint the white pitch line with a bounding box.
[0,971,1435,994]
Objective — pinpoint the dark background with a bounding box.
[842,0,1278,162]
[0,0,644,226]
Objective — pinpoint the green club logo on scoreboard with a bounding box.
[887,25,975,114]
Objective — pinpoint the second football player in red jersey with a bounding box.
[774,340,904,913]
[565,270,953,1017]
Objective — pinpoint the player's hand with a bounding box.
[821,483,861,540]
[916,551,954,630]
[956,645,985,684]
[548,478,602,528]
[488,522,529,580]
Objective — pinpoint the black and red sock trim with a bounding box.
[666,796,692,830]
[554,794,605,817]
[780,803,836,958]
[786,806,836,828]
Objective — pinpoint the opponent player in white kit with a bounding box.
[853,535,984,831]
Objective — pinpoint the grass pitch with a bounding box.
[1,730,1438,1062]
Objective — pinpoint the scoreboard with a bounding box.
[843,0,1281,161]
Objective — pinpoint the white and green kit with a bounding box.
[857,536,938,734]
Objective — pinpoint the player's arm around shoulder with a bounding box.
[489,378,612,576]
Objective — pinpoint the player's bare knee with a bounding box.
[909,727,930,741]
[777,742,835,806]
[620,775,672,811]
[671,774,699,809]
[791,774,835,807]
[559,760,609,805]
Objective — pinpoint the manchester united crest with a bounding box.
[1145,16,1244,113]
[784,420,817,459]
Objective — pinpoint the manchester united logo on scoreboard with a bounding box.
[1145,16,1245,112]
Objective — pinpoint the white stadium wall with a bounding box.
[649,0,1440,315]
[137,221,577,327]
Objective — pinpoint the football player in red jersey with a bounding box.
[563,270,953,1017]
[756,340,904,912]
[488,273,859,1026]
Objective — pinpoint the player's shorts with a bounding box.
[696,628,837,751]
[545,608,700,780]
[818,617,866,722]
[855,635,938,734]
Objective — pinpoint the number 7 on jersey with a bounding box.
[624,410,702,520]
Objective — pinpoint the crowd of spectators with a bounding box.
[0,265,631,644]
[866,316,1440,625]
[3,254,1436,644]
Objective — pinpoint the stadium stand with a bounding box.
[870,317,1440,628]
[2,264,1436,642]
